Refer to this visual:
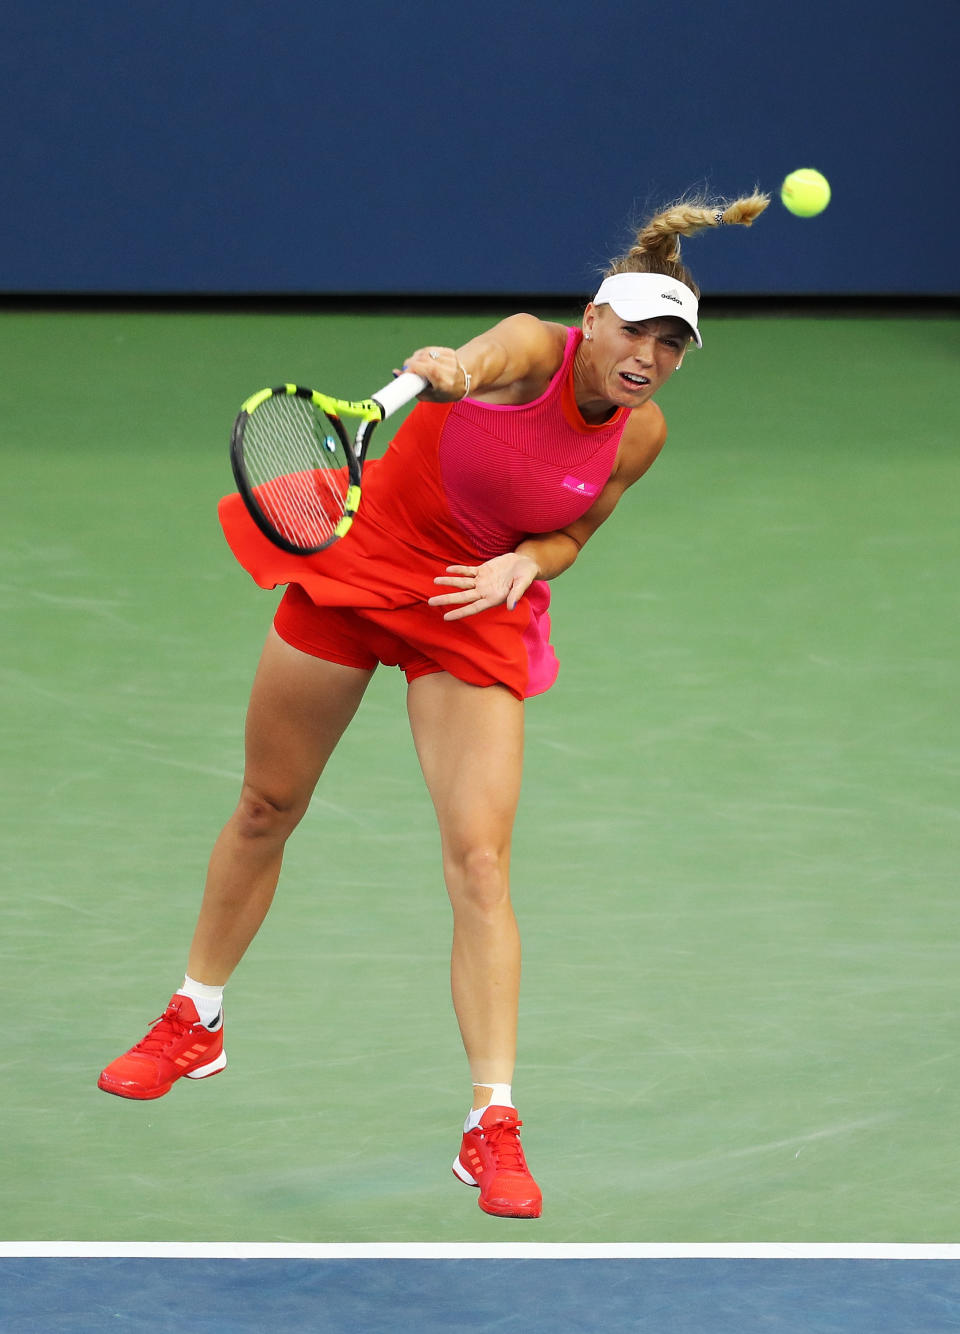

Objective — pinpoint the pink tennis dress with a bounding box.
[218,327,629,698]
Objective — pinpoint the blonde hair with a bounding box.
[605,192,770,298]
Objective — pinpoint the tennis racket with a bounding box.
[230,371,426,555]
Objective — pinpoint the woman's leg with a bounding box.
[186,628,375,983]
[98,628,375,1099]
[406,672,525,1105]
[407,671,540,1217]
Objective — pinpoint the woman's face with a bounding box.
[580,303,689,409]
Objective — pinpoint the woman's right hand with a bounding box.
[395,346,469,401]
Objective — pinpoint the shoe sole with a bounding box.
[185,1050,227,1080]
[452,1156,478,1187]
[478,1198,542,1219]
[97,1050,227,1100]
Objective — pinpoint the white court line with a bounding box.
[2,1244,959,1261]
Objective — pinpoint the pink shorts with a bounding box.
[273,584,444,685]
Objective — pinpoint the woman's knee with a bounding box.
[445,843,512,915]
[232,781,309,841]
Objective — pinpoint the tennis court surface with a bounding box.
[2,305,957,1327]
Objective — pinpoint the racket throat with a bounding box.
[334,484,362,539]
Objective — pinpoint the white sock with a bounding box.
[178,975,224,1028]
[466,1083,514,1131]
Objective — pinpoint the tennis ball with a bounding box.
[781,168,831,217]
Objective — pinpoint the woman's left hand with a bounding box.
[428,554,539,621]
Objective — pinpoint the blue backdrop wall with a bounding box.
[3,1,957,297]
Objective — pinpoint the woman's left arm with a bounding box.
[430,407,667,620]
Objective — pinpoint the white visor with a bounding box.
[592,272,702,347]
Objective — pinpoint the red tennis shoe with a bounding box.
[97,994,226,1101]
[453,1105,542,1218]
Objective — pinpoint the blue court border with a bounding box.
[2,1246,959,1334]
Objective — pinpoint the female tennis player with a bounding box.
[98,191,768,1218]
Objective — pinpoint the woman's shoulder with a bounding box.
[466,314,571,404]
[495,312,570,358]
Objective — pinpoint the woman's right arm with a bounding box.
[403,314,568,404]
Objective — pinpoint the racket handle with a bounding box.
[371,372,428,420]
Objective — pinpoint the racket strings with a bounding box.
[244,396,353,548]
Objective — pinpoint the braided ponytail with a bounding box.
[606,192,770,297]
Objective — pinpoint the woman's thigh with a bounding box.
[406,672,524,857]
[243,627,375,808]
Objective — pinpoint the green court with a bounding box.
[3,305,957,1244]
